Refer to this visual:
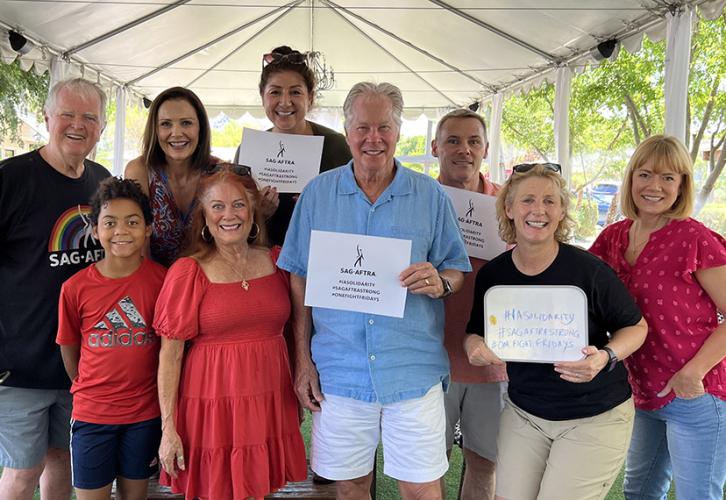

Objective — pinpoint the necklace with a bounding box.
[218,251,250,290]
[628,217,667,259]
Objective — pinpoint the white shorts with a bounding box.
[444,381,506,461]
[311,384,447,483]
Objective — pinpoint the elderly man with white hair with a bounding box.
[279,82,470,500]
[0,78,110,500]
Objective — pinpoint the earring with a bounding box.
[247,222,260,243]
[201,225,213,243]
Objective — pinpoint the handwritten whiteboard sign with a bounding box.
[441,186,507,260]
[238,128,324,193]
[305,230,411,318]
[484,285,588,363]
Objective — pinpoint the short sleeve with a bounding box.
[466,264,490,336]
[278,186,313,277]
[589,223,620,266]
[591,263,642,334]
[153,257,208,340]
[430,188,472,273]
[680,221,726,284]
[56,280,81,345]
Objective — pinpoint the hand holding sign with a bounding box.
[305,231,411,318]
[554,346,610,383]
[464,334,505,367]
[484,285,588,363]
[238,128,324,193]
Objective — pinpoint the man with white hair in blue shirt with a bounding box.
[279,82,470,500]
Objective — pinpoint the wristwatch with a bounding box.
[439,274,453,298]
[601,346,618,372]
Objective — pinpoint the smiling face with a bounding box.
[345,94,400,177]
[261,70,313,134]
[433,117,488,187]
[201,181,252,247]
[93,198,151,260]
[505,176,565,246]
[630,158,682,220]
[156,98,200,163]
[44,87,104,163]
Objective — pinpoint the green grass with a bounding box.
[8,415,724,499]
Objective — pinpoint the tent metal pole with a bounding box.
[663,5,693,143]
[554,66,571,186]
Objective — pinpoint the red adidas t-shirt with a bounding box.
[57,258,167,424]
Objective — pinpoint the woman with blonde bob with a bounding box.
[590,135,726,500]
[465,163,647,500]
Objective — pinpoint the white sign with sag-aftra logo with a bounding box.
[441,186,507,261]
[305,230,412,318]
[484,285,589,363]
[238,128,324,193]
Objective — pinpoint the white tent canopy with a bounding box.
[1,0,725,175]
[1,0,724,115]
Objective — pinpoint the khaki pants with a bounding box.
[496,397,634,500]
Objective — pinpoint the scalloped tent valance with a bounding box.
[1,0,724,118]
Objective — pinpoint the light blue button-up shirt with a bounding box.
[278,160,471,404]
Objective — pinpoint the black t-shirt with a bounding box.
[234,121,352,246]
[467,243,642,420]
[0,149,110,389]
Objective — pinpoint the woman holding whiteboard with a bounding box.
[590,135,726,500]
[464,163,647,500]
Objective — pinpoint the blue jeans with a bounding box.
[624,394,726,500]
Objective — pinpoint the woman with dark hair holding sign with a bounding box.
[234,45,351,246]
[463,163,647,500]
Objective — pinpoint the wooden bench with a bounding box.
[114,467,337,499]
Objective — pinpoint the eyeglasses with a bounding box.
[204,163,252,177]
[262,51,308,71]
[512,162,562,174]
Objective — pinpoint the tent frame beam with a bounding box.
[127,0,304,86]
[322,0,458,106]
[185,6,297,88]
[321,0,495,93]
[427,0,558,63]
[63,0,192,57]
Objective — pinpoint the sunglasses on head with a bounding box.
[204,163,252,177]
[512,162,562,174]
[262,51,308,71]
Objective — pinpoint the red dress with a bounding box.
[153,250,307,500]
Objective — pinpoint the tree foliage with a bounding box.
[0,59,48,142]
[500,13,725,220]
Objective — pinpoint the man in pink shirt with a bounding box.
[433,109,506,500]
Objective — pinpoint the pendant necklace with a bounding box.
[219,251,249,291]
[629,217,666,260]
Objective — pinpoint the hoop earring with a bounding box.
[201,225,213,243]
[247,222,260,243]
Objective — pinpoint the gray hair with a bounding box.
[435,108,487,143]
[343,82,403,130]
[44,78,107,126]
